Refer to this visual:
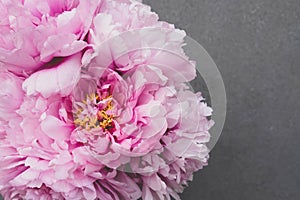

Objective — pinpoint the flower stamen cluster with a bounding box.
[74,93,115,132]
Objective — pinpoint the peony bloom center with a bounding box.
[73,93,115,132]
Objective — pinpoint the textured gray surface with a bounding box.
[143,0,300,200]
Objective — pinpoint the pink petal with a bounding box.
[23,53,82,98]
[40,116,71,141]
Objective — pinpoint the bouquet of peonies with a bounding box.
[0,0,214,199]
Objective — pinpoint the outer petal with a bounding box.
[40,34,87,62]
[23,54,82,98]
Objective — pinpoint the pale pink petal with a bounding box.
[23,53,82,98]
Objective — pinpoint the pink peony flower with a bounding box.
[0,0,100,74]
[71,66,170,167]
[0,0,214,199]
[0,75,142,199]
[85,0,190,76]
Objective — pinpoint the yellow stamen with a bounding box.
[74,93,114,131]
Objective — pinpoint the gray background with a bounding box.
[143,0,300,200]
[1,1,299,200]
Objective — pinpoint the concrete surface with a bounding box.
[143,0,300,200]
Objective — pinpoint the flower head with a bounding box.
[0,0,99,74]
[0,0,214,199]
